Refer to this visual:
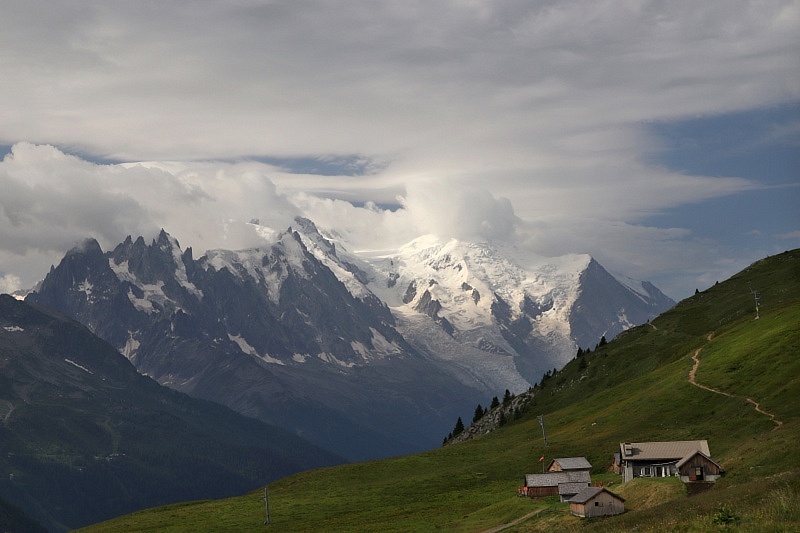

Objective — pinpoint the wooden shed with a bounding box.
[523,473,559,497]
[558,482,590,502]
[676,451,725,482]
[523,471,590,498]
[547,457,592,473]
[569,486,625,518]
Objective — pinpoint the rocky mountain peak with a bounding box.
[66,237,104,257]
[25,222,674,461]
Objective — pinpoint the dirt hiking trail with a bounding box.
[689,333,782,431]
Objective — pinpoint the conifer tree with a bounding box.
[473,404,485,423]
[490,396,500,409]
[502,389,512,405]
[453,417,465,436]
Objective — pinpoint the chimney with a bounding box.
[623,443,632,456]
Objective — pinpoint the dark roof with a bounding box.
[619,440,710,461]
[525,472,565,487]
[568,486,625,504]
[550,457,592,470]
[675,450,723,469]
[558,482,590,496]
[525,471,590,487]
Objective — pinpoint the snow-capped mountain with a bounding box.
[305,226,673,388]
[358,236,590,388]
[26,218,674,459]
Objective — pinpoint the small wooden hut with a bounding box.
[568,486,625,518]
[547,457,592,473]
[676,450,725,482]
[523,470,591,499]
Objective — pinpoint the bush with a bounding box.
[712,504,740,526]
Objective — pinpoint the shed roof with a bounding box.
[568,486,625,504]
[549,457,592,470]
[619,440,709,461]
[558,482,590,496]
[675,450,723,469]
[525,470,590,487]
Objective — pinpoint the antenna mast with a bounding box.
[262,486,271,525]
[748,283,761,319]
[537,414,548,447]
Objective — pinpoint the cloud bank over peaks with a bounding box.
[0,144,525,292]
[399,179,519,243]
[0,141,791,301]
[0,144,301,287]
[287,177,523,255]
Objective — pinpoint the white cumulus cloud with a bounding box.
[0,1,797,298]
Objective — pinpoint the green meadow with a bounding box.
[79,250,800,532]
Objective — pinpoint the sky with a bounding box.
[0,1,798,300]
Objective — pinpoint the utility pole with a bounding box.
[537,414,548,447]
[537,414,549,473]
[262,486,271,525]
[748,283,761,319]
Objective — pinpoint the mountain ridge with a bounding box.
[0,294,343,532]
[25,221,674,459]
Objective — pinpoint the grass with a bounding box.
[695,305,800,421]
[78,249,800,532]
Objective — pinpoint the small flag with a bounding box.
[538,455,545,462]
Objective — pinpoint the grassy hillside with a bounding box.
[79,249,800,532]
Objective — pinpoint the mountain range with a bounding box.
[76,248,800,532]
[25,218,674,460]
